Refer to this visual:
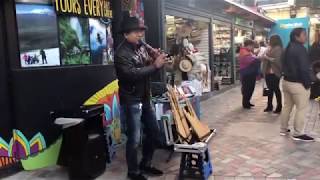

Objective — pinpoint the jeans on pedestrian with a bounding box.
[121,101,160,174]
[280,80,310,136]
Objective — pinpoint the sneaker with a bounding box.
[249,103,255,107]
[291,134,315,142]
[280,129,290,136]
[140,165,163,176]
[128,173,147,180]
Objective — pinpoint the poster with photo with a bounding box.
[89,18,114,65]
[59,16,90,65]
[16,4,60,68]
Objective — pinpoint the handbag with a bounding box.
[263,80,270,97]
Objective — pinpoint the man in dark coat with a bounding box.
[114,16,167,180]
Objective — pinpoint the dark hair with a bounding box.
[244,39,255,47]
[284,28,306,62]
[290,28,306,43]
[269,35,283,48]
[259,41,266,47]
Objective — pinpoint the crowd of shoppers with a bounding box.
[239,27,319,142]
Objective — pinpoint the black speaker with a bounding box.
[54,105,107,180]
[69,133,107,180]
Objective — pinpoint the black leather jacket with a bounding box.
[115,40,157,105]
[283,42,312,89]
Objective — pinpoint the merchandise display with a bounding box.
[165,15,211,93]
[212,23,232,86]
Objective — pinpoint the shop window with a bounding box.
[212,22,232,87]
[15,0,114,68]
[165,15,211,93]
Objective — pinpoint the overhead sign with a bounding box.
[55,0,112,18]
[279,22,303,29]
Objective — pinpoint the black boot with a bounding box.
[140,164,163,176]
[264,106,273,112]
[128,173,147,180]
[274,105,282,114]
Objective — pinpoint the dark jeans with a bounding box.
[241,74,256,107]
[121,101,160,174]
[265,74,282,108]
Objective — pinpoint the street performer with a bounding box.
[115,16,167,180]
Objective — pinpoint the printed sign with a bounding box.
[54,0,112,18]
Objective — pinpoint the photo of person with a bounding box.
[106,23,114,64]
[89,18,107,64]
[16,4,60,67]
[89,18,114,65]
[59,16,90,65]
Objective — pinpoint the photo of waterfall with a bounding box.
[16,4,60,67]
[89,18,114,65]
[58,16,90,65]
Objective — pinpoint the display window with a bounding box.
[15,0,114,68]
[212,21,232,86]
[165,15,211,93]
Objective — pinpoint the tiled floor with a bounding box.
[4,83,320,180]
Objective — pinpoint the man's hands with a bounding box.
[153,53,167,69]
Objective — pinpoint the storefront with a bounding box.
[0,0,143,174]
[143,0,275,95]
[224,0,275,80]
[143,0,238,96]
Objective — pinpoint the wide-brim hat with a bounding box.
[120,16,147,34]
[179,59,193,72]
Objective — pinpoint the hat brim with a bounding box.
[120,26,148,34]
[179,60,193,72]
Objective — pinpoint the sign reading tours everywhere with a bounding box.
[55,0,113,18]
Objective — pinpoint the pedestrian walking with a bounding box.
[239,39,261,109]
[280,28,314,142]
[261,35,283,113]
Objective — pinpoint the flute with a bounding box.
[140,40,173,63]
